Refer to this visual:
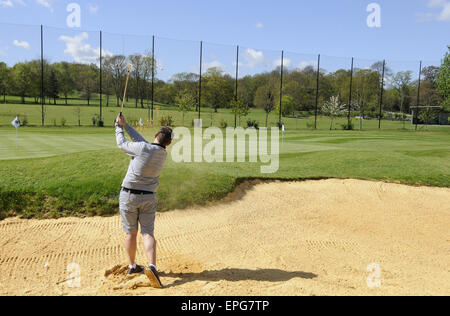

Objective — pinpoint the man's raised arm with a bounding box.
[115,115,145,156]
[125,124,148,143]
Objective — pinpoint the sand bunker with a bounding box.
[0,179,449,296]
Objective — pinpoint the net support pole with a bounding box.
[99,30,103,123]
[378,60,385,129]
[415,61,422,131]
[314,54,320,129]
[234,45,239,128]
[151,35,155,122]
[198,41,203,120]
[348,57,354,126]
[41,25,44,126]
[279,50,284,128]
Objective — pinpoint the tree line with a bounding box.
[0,47,448,122]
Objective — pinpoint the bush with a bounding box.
[160,115,173,127]
[219,119,228,129]
[306,121,315,130]
[21,115,28,126]
[341,121,355,130]
[247,119,259,129]
[61,118,66,127]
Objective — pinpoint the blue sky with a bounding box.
[0,0,448,80]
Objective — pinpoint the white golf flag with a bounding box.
[282,124,285,132]
[11,117,20,129]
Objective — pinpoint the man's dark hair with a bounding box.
[156,127,173,147]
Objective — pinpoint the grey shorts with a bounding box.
[119,190,157,235]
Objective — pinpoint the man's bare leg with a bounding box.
[143,234,162,288]
[124,232,138,266]
[143,234,157,266]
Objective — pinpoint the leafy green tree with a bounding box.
[175,90,195,126]
[203,68,233,112]
[420,66,443,111]
[419,107,436,129]
[276,95,295,117]
[26,60,44,104]
[103,55,127,107]
[75,64,98,106]
[254,83,276,127]
[203,68,233,125]
[283,67,316,112]
[237,76,256,108]
[48,69,59,105]
[353,69,379,130]
[171,72,199,109]
[392,71,413,128]
[0,62,9,103]
[54,62,74,105]
[231,98,249,126]
[10,62,32,104]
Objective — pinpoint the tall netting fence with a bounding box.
[201,41,238,128]
[282,51,319,130]
[385,59,422,130]
[153,36,201,127]
[352,57,384,130]
[43,26,102,126]
[416,60,446,128]
[318,55,353,130]
[0,22,444,129]
[102,32,154,127]
[0,24,42,126]
[237,45,283,129]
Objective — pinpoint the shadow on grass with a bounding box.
[160,268,317,288]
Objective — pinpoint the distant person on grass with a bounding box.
[115,114,173,288]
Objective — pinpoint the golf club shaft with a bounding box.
[120,64,132,116]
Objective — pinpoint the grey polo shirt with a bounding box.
[115,124,167,193]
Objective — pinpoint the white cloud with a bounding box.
[36,0,54,12]
[88,3,99,14]
[0,0,25,7]
[297,60,317,70]
[273,58,292,68]
[256,22,263,29]
[204,60,226,71]
[243,48,267,68]
[59,32,112,64]
[420,0,450,22]
[189,60,227,75]
[13,40,30,50]
[242,48,291,69]
[0,0,13,7]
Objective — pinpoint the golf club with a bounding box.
[120,63,132,117]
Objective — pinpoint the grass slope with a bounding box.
[0,123,449,220]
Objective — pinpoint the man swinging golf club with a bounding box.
[115,113,173,288]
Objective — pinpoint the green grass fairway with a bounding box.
[2,102,449,132]
[0,104,449,220]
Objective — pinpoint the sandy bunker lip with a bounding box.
[0,178,449,296]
